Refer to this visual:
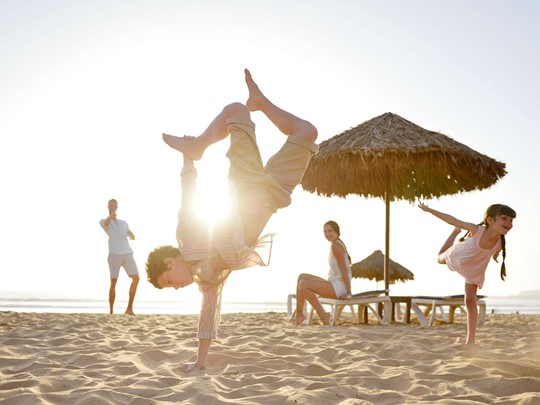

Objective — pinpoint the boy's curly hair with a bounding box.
[146,245,181,289]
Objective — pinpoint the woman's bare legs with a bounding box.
[464,282,479,344]
[244,69,318,144]
[295,273,336,325]
[162,102,250,160]
[437,227,462,264]
[295,274,320,324]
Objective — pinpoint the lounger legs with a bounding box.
[287,294,308,323]
[288,294,392,326]
[411,299,487,326]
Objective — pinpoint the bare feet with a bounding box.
[295,313,306,326]
[183,362,205,373]
[124,309,135,316]
[245,69,268,112]
[162,134,204,161]
[320,312,331,326]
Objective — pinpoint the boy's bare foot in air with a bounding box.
[245,69,268,112]
[162,134,204,161]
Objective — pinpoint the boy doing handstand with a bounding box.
[146,69,318,371]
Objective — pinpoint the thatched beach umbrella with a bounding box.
[352,250,414,283]
[301,112,507,292]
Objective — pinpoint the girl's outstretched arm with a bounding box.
[418,202,477,233]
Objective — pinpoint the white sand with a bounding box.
[1,311,539,404]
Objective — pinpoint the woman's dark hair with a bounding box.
[459,204,516,281]
[324,220,351,263]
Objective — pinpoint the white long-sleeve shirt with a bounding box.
[177,165,272,339]
[100,218,133,255]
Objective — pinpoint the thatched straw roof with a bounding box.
[301,112,507,201]
[301,112,507,292]
[352,250,414,282]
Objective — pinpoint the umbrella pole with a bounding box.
[384,167,390,295]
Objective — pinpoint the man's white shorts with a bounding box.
[108,253,139,279]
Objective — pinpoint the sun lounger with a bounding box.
[288,290,391,326]
[287,294,306,322]
[388,296,413,324]
[411,295,486,326]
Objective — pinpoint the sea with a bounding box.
[1,291,540,315]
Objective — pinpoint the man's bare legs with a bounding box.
[125,274,139,315]
[295,274,335,325]
[437,227,462,264]
[245,69,318,143]
[109,278,117,314]
[109,276,139,315]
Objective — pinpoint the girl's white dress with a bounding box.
[444,226,501,288]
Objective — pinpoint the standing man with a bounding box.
[100,199,139,315]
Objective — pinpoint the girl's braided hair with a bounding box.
[458,204,516,281]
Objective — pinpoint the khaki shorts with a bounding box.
[108,253,139,279]
[226,116,318,211]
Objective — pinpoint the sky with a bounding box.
[1,0,539,312]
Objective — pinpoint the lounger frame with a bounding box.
[287,293,392,326]
[411,297,486,326]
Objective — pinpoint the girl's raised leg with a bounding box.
[437,227,462,264]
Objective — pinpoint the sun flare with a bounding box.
[192,151,233,226]
[193,181,233,225]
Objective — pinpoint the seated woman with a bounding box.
[295,220,352,325]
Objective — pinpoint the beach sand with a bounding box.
[1,311,539,404]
